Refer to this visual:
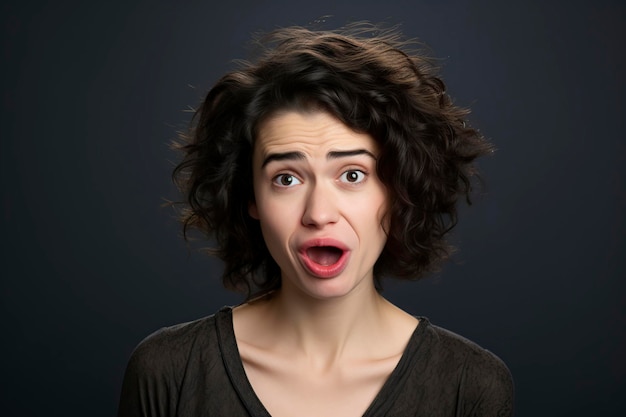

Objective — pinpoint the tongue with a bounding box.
[306,246,343,266]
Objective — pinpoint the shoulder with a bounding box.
[424,322,515,416]
[117,312,223,416]
[429,324,512,377]
[130,313,218,370]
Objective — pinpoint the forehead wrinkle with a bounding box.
[254,111,379,169]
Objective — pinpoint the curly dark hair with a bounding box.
[173,23,493,297]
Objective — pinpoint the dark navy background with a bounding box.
[1,1,624,415]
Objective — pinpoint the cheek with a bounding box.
[378,201,391,236]
[364,195,390,248]
[256,211,298,273]
[364,188,389,221]
[354,203,388,239]
[374,187,390,233]
[256,199,295,249]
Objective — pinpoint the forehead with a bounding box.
[254,111,378,160]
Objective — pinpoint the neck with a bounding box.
[261,281,391,364]
[234,278,419,372]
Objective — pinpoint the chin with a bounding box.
[292,273,371,301]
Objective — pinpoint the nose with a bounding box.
[301,182,339,228]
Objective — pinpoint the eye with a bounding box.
[339,170,366,184]
[273,174,302,187]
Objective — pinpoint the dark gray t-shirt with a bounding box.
[118,307,514,416]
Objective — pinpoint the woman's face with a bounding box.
[249,110,388,300]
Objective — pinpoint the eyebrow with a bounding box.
[261,151,306,168]
[327,149,377,160]
[261,149,376,168]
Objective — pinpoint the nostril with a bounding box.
[301,198,339,226]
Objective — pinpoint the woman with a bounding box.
[118,24,514,416]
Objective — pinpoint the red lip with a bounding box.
[298,238,350,278]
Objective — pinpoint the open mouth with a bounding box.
[306,246,344,266]
[299,240,350,278]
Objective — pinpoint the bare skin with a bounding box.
[233,290,418,417]
[233,111,419,417]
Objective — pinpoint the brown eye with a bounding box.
[340,170,366,184]
[273,174,301,187]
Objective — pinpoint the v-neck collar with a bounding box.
[215,306,429,417]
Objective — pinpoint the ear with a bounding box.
[248,200,259,219]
